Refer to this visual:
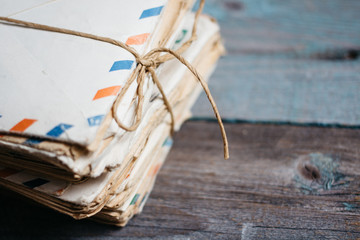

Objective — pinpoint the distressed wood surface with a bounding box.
[1,121,359,239]
[193,0,360,125]
[1,1,359,239]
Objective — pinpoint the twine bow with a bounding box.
[0,0,229,159]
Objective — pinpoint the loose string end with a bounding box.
[223,135,229,160]
[217,113,229,160]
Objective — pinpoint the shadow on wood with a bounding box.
[1,121,359,239]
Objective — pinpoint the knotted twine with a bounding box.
[0,0,229,159]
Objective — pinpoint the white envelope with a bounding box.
[0,0,192,146]
[0,14,222,208]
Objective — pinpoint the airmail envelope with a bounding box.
[0,0,193,147]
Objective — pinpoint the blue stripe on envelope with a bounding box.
[109,60,134,72]
[24,138,43,145]
[162,137,173,147]
[139,6,164,19]
[130,194,140,205]
[46,124,73,137]
[24,123,73,145]
[87,115,105,126]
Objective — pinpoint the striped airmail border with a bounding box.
[10,118,37,132]
[125,5,164,45]
[7,117,99,143]
[162,137,173,147]
[131,137,170,206]
[130,193,140,205]
[129,191,149,206]
[3,118,73,146]
[25,123,73,145]
[126,33,151,46]
[109,60,134,72]
[3,5,166,143]
[127,191,149,212]
[89,5,165,124]
[147,163,162,177]
[92,86,122,100]
[129,185,151,207]
[87,114,105,127]
[175,30,188,44]
[130,137,170,206]
[0,167,65,194]
[140,192,149,206]
[140,6,164,19]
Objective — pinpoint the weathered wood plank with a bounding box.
[193,0,360,125]
[0,121,359,239]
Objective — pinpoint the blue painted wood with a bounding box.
[0,2,359,239]
[193,0,360,126]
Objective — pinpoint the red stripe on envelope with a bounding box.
[93,86,121,100]
[126,33,150,45]
[148,163,161,177]
[10,119,37,132]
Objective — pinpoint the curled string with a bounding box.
[0,0,229,159]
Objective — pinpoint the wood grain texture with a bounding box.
[1,121,359,239]
[193,0,360,125]
[1,2,359,239]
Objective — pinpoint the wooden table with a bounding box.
[1,0,360,239]
[1,122,360,239]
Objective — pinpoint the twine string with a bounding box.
[0,0,229,159]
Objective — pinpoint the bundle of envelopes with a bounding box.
[0,0,224,226]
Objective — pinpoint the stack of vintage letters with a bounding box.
[0,0,224,226]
